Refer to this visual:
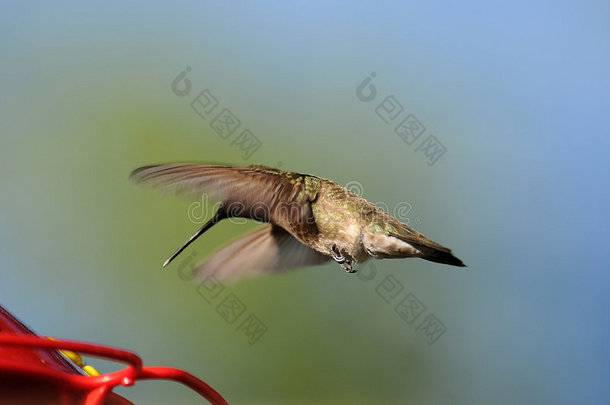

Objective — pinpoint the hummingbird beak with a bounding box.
[162,210,224,268]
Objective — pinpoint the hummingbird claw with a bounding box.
[331,244,345,263]
[342,261,356,273]
[331,244,356,273]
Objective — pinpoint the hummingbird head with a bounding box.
[362,226,421,259]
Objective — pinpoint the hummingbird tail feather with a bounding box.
[393,225,466,267]
[407,240,466,267]
[420,248,466,267]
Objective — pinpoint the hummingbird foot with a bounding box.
[342,261,356,273]
[331,244,356,273]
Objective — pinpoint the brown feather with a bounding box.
[130,164,320,234]
[194,224,330,283]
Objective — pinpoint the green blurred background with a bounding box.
[1,2,608,404]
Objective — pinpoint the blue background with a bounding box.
[1,1,608,404]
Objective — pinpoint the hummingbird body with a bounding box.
[130,163,465,282]
[305,178,396,263]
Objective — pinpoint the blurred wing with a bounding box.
[129,163,317,226]
[194,224,330,283]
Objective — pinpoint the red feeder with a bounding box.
[0,305,229,405]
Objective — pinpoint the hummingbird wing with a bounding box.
[194,223,330,283]
[129,163,317,228]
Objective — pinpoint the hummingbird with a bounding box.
[130,163,465,282]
